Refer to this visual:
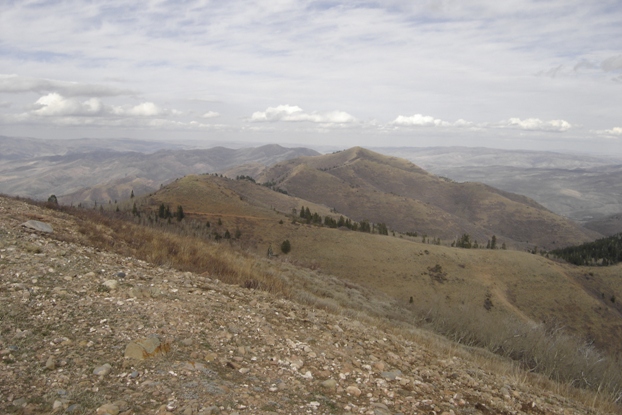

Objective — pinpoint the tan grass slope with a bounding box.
[258,147,600,250]
[3,195,621,414]
[139,173,622,364]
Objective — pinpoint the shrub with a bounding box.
[281,239,291,254]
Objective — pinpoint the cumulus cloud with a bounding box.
[0,74,134,97]
[32,93,105,116]
[250,105,357,124]
[125,102,162,116]
[391,114,450,127]
[391,114,477,128]
[390,114,572,133]
[23,93,177,120]
[596,127,622,137]
[202,111,220,119]
[497,118,572,132]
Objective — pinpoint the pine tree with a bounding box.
[176,205,185,221]
[130,190,134,198]
[281,239,291,254]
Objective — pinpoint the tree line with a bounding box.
[551,233,622,266]
[297,206,388,235]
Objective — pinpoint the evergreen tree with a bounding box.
[281,239,291,254]
[130,190,134,198]
[376,223,389,235]
[47,195,58,205]
[491,235,497,249]
[454,233,472,249]
[176,205,185,221]
[359,220,371,233]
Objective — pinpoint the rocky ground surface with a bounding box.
[0,196,610,414]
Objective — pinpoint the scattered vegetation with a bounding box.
[27,196,622,409]
[236,175,256,183]
[408,290,622,403]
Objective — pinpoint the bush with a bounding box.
[281,239,291,254]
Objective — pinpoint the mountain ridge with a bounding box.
[257,147,600,250]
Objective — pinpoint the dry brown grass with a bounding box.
[26,192,622,412]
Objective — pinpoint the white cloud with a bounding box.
[32,93,105,116]
[596,127,622,137]
[250,105,357,124]
[23,93,178,120]
[498,118,572,132]
[125,102,162,117]
[202,111,220,119]
[391,114,478,128]
[0,74,134,97]
[392,114,451,127]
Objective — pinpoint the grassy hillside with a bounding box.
[257,147,600,250]
[3,194,622,414]
[127,173,622,365]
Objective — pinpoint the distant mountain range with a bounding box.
[2,136,622,237]
[0,136,318,204]
[376,146,622,228]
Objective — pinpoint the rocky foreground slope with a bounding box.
[0,196,611,414]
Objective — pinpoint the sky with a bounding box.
[1,0,621,153]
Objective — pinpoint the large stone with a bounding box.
[93,363,112,376]
[381,370,402,380]
[124,335,170,360]
[21,220,53,233]
[346,385,362,397]
[371,402,392,415]
[320,379,337,389]
[96,403,119,415]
